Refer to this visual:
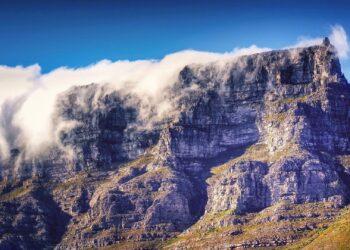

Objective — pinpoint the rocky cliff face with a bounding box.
[1,39,350,249]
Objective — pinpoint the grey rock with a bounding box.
[1,42,350,249]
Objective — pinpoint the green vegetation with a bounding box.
[283,95,310,104]
[53,153,155,192]
[264,113,287,123]
[164,202,344,250]
[113,153,155,182]
[285,228,327,250]
[119,153,154,170]
[53,171,91,191]
[273,92,322,105]
[100,240,163,250]
[199,209,235,225]
[210,141,302,176]
[211,143,270,175]
[0,180,33,201]
[0,183,30,201]
[296,208,350,250]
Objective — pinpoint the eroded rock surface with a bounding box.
[1,40,350,249]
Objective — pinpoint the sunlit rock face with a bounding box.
[1,40,350,249]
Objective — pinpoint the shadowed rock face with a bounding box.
[55,84,160,171]
[1,41,350,249]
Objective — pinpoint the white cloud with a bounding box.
[290,36,323,48]
[0,65,41,158]
[0,25,348,159]
[287,24,349,59]
[0,46,270,158]
[329,25,349,59]
[0,64,40,105]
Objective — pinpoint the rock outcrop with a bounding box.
[0,39,350,249]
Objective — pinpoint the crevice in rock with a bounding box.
[184,142,256,223]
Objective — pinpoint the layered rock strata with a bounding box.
[0,39,349,249]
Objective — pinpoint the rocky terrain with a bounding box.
[1,38,350,249]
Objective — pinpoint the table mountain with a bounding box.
[1,38,350,249]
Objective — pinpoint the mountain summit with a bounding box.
[0,41,350,249]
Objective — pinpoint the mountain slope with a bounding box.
[302,210,350,250]
[0,38,350,249]
[286,207,350,250]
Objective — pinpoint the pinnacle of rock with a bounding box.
[323,36,331,46]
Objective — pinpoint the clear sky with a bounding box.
[1,0,350,77]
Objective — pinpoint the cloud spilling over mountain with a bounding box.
[0,46,271,159]
[0,25,348,160]
[0,22,350,250]
[289,25,349,59]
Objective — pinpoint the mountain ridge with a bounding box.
[1,39,350,249]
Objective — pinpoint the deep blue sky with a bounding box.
[1,0,350,77]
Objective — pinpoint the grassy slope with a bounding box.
[288,208,350,250]
[162,202,346,250]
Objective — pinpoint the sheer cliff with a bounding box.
[0,39,350,249]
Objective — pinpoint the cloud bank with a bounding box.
[289,25,349,59]
[0,46,269,159]
[0,25,348,160]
